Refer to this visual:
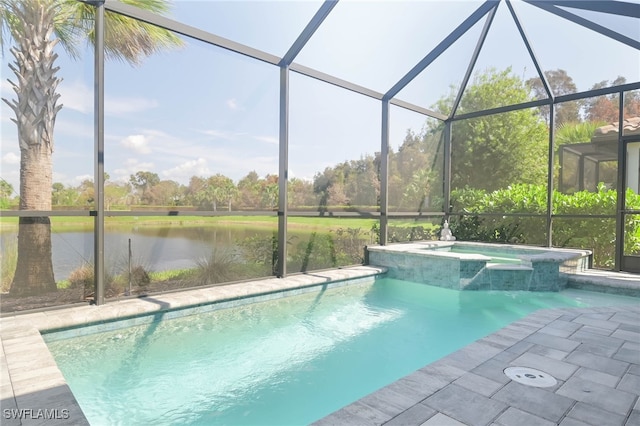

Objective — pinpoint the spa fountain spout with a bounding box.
[440,220,456,241]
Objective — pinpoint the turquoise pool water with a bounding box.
[433,245,530,264]
[46,278,638,426]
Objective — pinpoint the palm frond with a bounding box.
[0,0,28,54]
[69,0,184,66]
[102,10,184,65]
[3,0,182,65]
[556,121,607,146]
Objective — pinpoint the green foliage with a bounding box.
[332,227,368,264]
[66,263,115,297]
[194,248,241,285]
[313,155,380,209]
[434,68,549,192]
[239,233,279,275]
[388,126,444,211]
[0,180,16,209]
[555,121,607,146]
[1,239,17,292]
[370,222,438,244]
[449,215,526,244]
[285,228,370,272]
[450,184,640,267]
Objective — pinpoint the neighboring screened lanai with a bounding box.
[0,0,638,310]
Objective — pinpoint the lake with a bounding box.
[1,223,370,282]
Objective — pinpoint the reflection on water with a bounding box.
[2,225,275,280]
[1,221,371,285]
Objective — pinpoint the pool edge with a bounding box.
[1,266,637,425]
[0,265,385,425]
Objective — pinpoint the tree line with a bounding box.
[1,68,638,213]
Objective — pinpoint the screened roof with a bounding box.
[1,0,638,192]
[153,0,640,120]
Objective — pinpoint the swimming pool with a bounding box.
[44,277,638,425]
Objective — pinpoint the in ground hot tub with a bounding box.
[367,241,591,291]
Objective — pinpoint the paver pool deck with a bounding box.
[1,266,638,425]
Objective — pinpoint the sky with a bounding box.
[1,0,639,195]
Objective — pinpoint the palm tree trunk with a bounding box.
[3,0,61,295]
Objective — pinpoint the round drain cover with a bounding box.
[504,367,557,388]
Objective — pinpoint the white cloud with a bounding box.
[121,134,151,154]
[71,174,93,185]
[2,152,19,164]
[162,158,210,180]
[113,158,155,180]
[253,135,278,145]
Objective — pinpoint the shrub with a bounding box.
[239,233,278,275]
[370,222,438,244]
[67,263,116,297]
[332,227,368,265]
[194,248,239,285]
[67,264,95,290]
[450,184,640,268]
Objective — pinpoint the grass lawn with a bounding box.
[0,215,380,231]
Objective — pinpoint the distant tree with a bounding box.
[0,180,15,209]
[311,154,380,210]
[260,174,279,209]
[624,89,640,117]
[51,182,65,205]
[404,168,437,213]
[584,77,640,123]
[585,80,619,123]
[187,176,207,207]
[390,127,443,210]
[76,179,95,205]
[288,177,314,209]
[147,180,184,206]
[51,182,79,206]
[344,155,379,207]
[527,69,581,125]
[436,68,548,191]
[0,180,14,199]
[129,171,160,204]
[237,171,261,208]
[104,181,131,210]
[327,181,349,206]
[205,174,236,211]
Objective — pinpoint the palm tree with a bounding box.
[0,0,182,296]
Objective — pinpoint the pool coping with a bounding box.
[0,265,385,426]
[1,266,638,425]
